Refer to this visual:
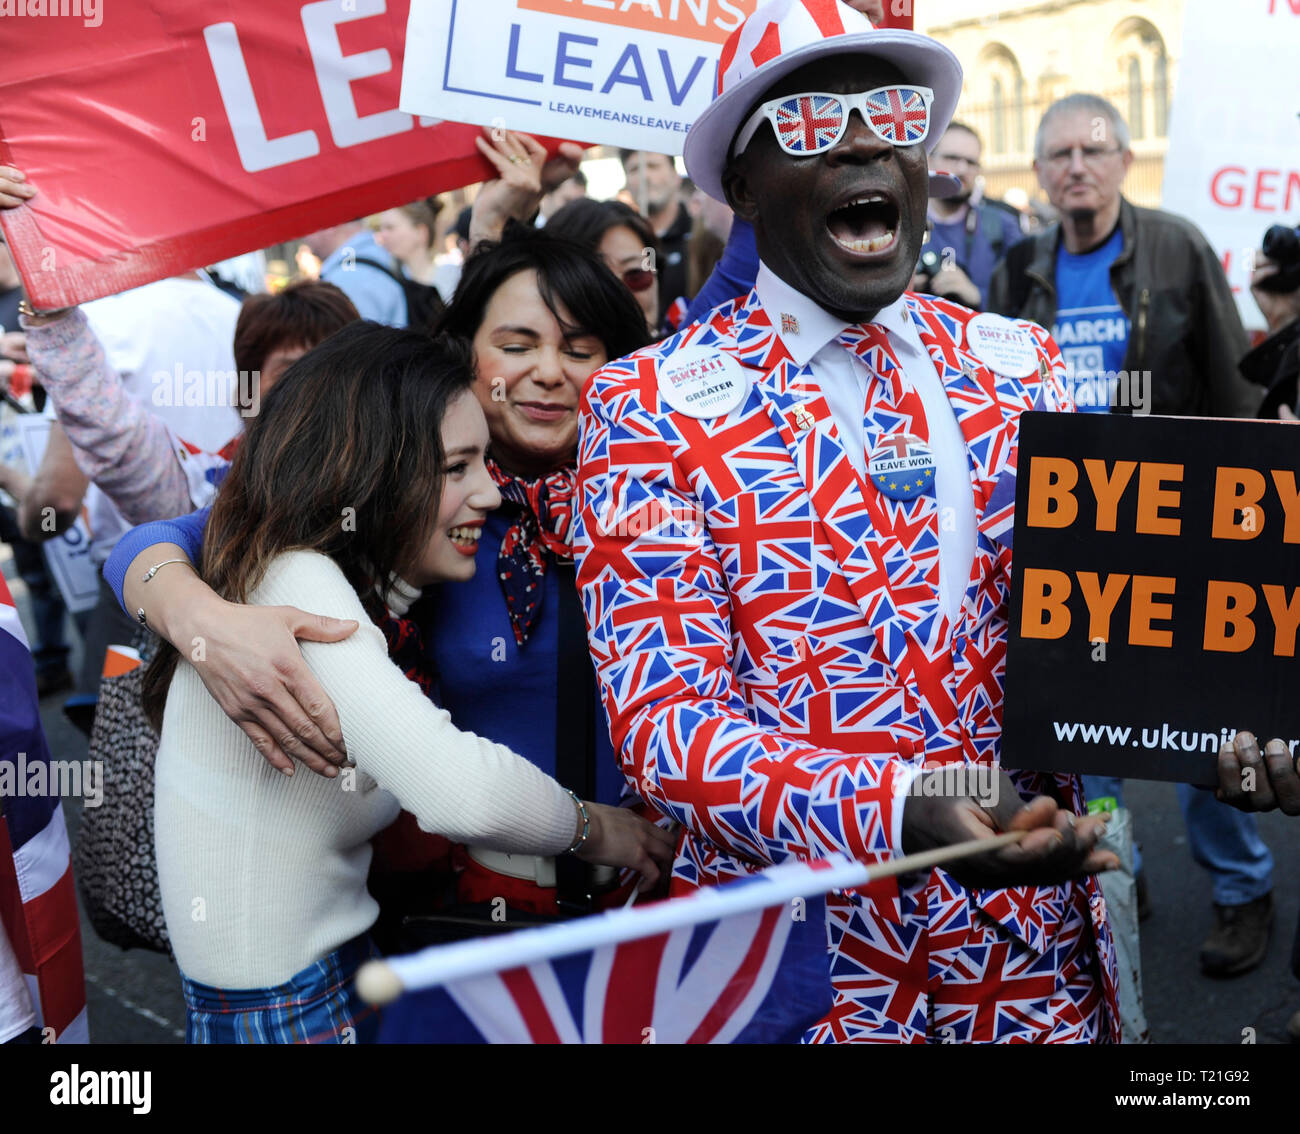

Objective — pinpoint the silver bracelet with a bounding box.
[563,789,590,855]
[135,557,193,625]
[140,557,191,583]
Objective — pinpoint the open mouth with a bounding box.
[826,192,901,255]
[448,523,483,552]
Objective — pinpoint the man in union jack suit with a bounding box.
[573,0,1127,1043]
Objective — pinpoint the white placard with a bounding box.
[14,415,100,615]
[400,0,748,155]
[1161,0,1300,332]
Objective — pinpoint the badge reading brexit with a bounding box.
[656,346,748,419]
[966,313,1039,378]
[869,432,936,502]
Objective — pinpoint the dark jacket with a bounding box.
[987,197,1260,418]
[1240,315,1300,420]
[657,201,692,315]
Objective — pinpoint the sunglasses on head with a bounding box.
[733,85,935,160]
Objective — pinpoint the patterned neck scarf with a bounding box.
[367,577,436,697]
[488,457,578,645]
[378,610,436,698]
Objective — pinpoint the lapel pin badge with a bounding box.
[965,312,1039,379]
[780,312,800,335]
[868,431,937,502]
[792,404,816,433]
[656,345,749,419]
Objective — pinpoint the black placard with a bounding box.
[1002,412,1300,786]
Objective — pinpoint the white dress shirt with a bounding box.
[754,263,977,624]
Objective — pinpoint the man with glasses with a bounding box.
[989,95,1274,980]
[988,93,1256,419]
[918,122,1025,309]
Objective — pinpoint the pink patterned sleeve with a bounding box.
[22,309,193,524]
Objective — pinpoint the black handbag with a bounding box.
[73,632,171,955]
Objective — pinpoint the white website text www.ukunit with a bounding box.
[1052,720,1300,754]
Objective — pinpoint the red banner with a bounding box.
[0,0,567,308]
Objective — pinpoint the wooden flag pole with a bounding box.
[859,829,1025,882]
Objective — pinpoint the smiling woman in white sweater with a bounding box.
[140,323,673,1043]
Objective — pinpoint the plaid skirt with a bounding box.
[181,934,382,1044]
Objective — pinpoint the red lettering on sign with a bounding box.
[1211,166,1246,208]
[1209,165,1300,212]
[1253,169,1280,211]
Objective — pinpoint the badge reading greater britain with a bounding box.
[869,432,936,502]
[656,346,748,419]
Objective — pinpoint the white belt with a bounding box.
[467,847,617,889]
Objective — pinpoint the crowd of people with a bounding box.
[2,0,1300,1046]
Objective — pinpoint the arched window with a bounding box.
[1127,56,1145,140]
[1153,53,1169,136]
[1109,18,1170,141]
[1014,74,1026,152]
[979,45,1026,157]
[991,76,1005,154]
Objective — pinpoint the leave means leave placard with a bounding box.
[1002,411,1300,787]
[399,0,756,155]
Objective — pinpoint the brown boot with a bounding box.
[1199,893,1273,977]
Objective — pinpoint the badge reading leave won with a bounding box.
[869,432,936,502]
[656,345,749,419]
[965,312,1039,378]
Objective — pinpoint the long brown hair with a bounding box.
[141,323,475,727]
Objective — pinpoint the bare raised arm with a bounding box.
[122,542,356,777]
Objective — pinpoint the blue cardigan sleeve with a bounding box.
[102,505,210,615]
[683,217,758,326]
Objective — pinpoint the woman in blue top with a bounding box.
[106,226,653,923]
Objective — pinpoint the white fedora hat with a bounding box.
[684,0,964,202]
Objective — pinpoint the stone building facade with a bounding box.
[920,0,1185,208]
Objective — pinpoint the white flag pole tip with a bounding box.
[356,959,403,1006]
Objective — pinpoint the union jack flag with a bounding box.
[0,574,87,1043]
[773,95,843,153]
[865,86,930,144]
[376,856,855,1044]
[174,431,239,509]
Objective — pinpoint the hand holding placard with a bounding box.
[1216,732,1300,816]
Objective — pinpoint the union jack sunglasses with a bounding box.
[732,86,935,159]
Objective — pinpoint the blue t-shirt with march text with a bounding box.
[1051,227,1128,413]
